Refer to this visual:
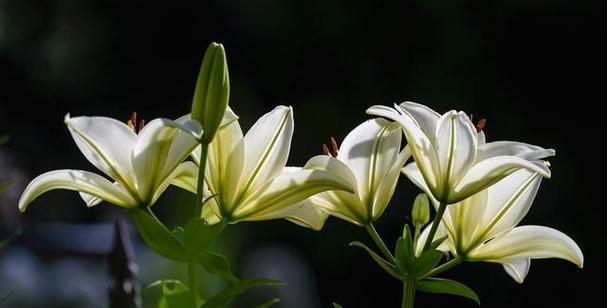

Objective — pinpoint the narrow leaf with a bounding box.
[128,208,187,261]
[349,241,403,280]
[395,238,413,274]
[182,218,223,259]
[417,278,480,304]
[198,252,239,284]
[200,278,283,308]
[430,235,448,250]
[332,303,344,308]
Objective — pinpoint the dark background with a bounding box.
[0,0,603,307]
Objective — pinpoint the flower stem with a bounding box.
[420,255,463,279]
[366,223,396,263]
[422,202,447,251]
[194,142,210,218]
[402,279,416,308]
[187,262,198,305]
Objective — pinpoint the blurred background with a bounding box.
[0,0,604,307]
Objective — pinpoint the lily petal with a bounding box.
[434,111,477,189]
[151,161,200,205]
[468,225,584,268]
[19,169,137,211]
[337,118,401,206]
[372,147,410,219]
[205,120,245,211]
[64,114,136,187]
[501,258,531,284]
[415,222,451,257]
[397,101,440,142]
[234,168,354,220]
[303,155,359,195]
[452,156,551,203]
[481,169,543,239]
[367,105,440,194]
[240,106,293,197]
[478,141,555,162]
[284,201,330,230]
[132,118,181,204]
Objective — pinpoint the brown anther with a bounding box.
[138,119,146,132]
[468,113,474,122]
[329,137,339,156]
[476,118,487,133]
[322,144,331,156]
[127,112,137,130]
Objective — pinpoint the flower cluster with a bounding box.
[17,43,583,307]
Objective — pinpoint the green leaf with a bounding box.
[0,228,21,251]
[145,280,196,308]
[332,303,344,308]
[192,42,230,143]
[349,241,403,280]
[253,298,281,308]
[411,250,443,278]
[429,235,448,250]
[182,218,223,259]
[417,278,480,304]
[128,208,187,261]
[200,278,283,308]
[198,252,239,284]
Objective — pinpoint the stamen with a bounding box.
[138,119,146,132]
[322,144,331,156]
[329,137,339,156]
[469,113,474,122]
[127,112,137,131]
[476,118,486,133]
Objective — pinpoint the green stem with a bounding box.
[194,142,210,218]
[187,262,198,305]
[366,223,396,263]
[420,255,463,280]
[402,279,416,308]
[422,202,447,251]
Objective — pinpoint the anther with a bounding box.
[127,112,137,130]
[138,119,146,132]
[476,118,486,133]
[322,144,331,156]
[329,137,339,156]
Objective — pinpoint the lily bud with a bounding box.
[191,42,230,143]
[412,193,430,228]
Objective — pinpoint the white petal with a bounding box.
[481,169,543,239]
[372,147,410,219]
[241,106,294,196]
[19,170,137,211]
[502,258,531,284]
[396,101,440,142]
[205,120,245,211]
[478,141,555,162]
[303,155,359,195]
[233,169,354,220]
[434,111,477,189]
[151,161,200,205]
[245,198,329,230]
[447,189,488,251]
[65,114,136,188]
[367,105,440,194]
[452,156,551,203]
[132,118,181,204]
[79,181,127,207]
[337,118,401,204]
[468,225,584,268]
[170,161,199,193]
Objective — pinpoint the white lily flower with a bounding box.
[367,101,552,204]
[416,163,583,283]
[173,106,355,230]
[18,111,236,211]
[292,118,410,226]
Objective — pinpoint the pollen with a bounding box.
[127,112,146,133]
[321,137,340,157]
[476,118,486,133]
